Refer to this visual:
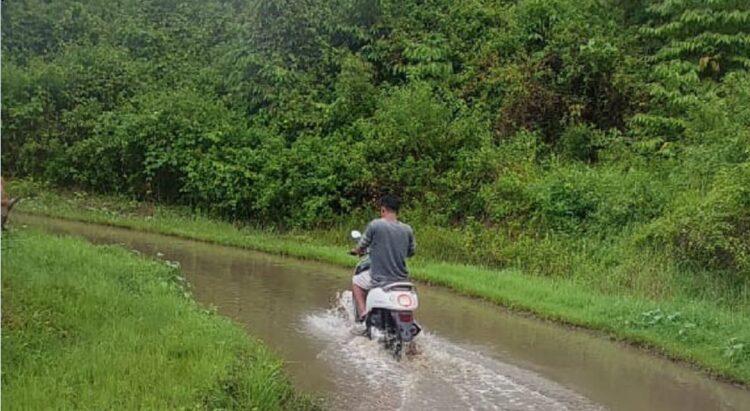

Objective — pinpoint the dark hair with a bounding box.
[380,194,401,213]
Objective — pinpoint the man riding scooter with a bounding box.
[350,195,416,322]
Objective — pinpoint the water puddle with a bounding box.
[14,214,750,411]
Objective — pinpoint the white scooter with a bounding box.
[350,230,421,359]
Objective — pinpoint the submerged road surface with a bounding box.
[19,214,750,411]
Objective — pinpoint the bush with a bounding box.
[560,123,597,162]
[357,82,484,201]
[527,166,599,233]
[646,164,750,275]
[639,72,750,276]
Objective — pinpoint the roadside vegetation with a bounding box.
[9,183,750,384]
[1,229,322,410]
[2,0,749,385]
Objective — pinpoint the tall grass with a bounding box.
[7,181,750,384]
[1,229,322,410]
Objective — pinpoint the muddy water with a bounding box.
[18,214,750,411]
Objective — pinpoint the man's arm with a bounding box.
[349,221,375,255]
[407,229,416,258]
[353,221,375,254]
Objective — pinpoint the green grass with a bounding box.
[6,180,750,385]
[1,229,322,410]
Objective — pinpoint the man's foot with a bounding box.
[349,324,368,336]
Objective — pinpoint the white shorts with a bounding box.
[352,270,375,290]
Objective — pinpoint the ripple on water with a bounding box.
[302,292,604,411]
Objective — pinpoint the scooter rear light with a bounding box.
[398,312,413,322]
[397,293,413,307]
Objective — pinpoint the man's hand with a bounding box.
[349,248,362,256]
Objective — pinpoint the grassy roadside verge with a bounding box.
[1,229,322,410]
[7,182,750,385]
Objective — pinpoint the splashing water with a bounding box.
[303,291,603,411]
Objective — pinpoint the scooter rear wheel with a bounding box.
[392,340,403,361]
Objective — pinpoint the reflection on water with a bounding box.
[17,214,750,411]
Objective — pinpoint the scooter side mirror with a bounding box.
[350,230,362,241]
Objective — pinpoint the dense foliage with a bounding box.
[3,0,749,300]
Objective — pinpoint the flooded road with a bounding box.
[18,214,750,410]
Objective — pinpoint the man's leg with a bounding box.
[352,284,367,321]
[352,270,372,322]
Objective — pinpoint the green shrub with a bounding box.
[528,166,599,233]
[646,164,750,276]
[560,123,598,162]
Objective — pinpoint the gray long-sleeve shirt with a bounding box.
[357,218,416,284]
